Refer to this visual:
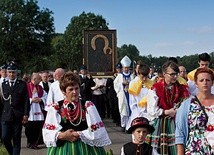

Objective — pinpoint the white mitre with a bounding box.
[120,56,131,67]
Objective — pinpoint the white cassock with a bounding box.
[45,80,64,110]
[114,72,134,128]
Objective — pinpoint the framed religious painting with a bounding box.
[83,30,117,77]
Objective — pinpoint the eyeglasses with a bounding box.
[166,72,179,77]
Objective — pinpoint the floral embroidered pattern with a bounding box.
[85,101,94,108]
[51,103,60,111]
[90,121,104,132]
[43,123,56,130]
[185,97,211,154]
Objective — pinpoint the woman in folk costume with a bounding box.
[26,73,47,149]
[114,56,135,131]
[42,71,111,155]
[126,63,154,130]
[146,61,189,155]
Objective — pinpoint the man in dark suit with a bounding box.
[0,63,30,155]
[79,65,95,101]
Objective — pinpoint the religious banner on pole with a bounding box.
[83,30,117,77]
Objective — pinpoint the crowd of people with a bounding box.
[0,52,213,155]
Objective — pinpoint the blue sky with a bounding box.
[37,0,214,57]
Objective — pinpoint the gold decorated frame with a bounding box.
[83,30,117,77]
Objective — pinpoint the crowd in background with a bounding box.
[0,52,213,155]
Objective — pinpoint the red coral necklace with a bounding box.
[62,100,82,126]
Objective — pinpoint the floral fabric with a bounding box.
[185,97,212,155]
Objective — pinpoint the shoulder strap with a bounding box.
[194,96,209,122]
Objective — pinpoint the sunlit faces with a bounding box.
[80,69,87,75]
[164,67,178,84]
[132,127,149,144]
[1,69,7,78]
[179,66,187,78]
[195,73,213,92]
[63,84,80,102]
[116,68,121,73]
[7,70,17,80]
[122,67,129,74]
[198,60,210,68]
[41,72,48,82]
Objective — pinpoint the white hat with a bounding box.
[120,56,131,67]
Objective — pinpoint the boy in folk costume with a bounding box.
[121,117,159,155]
[126,63,154,131]
[114,56,134,131]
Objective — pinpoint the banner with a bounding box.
[83,30,116,77]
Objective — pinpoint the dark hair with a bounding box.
[198,53,211,62]
[162,61,179,73]
[194,68,214,82]
[168,57,178,64]
[60,71,80,92]
[138,64,150,77]
[136,60,144,66]
[157,68,163,77]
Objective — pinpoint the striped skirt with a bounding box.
[47,139,106,155]
[145,116,176,155]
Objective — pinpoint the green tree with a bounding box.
[51,33,68,69]
[180,54,198,72]
[54,12,109,70]
[117,44,140,62]
[0,0,54,73]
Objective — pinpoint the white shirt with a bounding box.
[91,78,107,95]
[46,80,64,110]
[0,77,8,85]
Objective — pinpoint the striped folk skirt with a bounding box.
[145,116,177,155]
[47,139,106,155]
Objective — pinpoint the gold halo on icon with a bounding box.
[91,34,112,54]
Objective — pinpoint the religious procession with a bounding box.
[0,51,213,155]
